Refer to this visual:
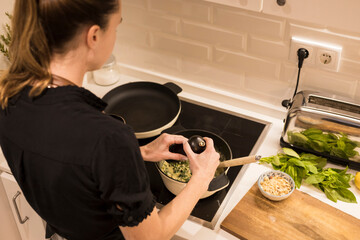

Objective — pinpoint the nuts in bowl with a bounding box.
[257,170,295,201]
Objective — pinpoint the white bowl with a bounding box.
[257,170,295,201]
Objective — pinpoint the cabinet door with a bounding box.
[204,0,263,12]
[1,172,46,240]
[263,0,360,34]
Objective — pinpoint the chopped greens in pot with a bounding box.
[160,159,225,183]
[160,160,192,183]
[160,144,228,183]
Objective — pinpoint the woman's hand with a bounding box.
[140,133,188,162]
[183,137,220,186]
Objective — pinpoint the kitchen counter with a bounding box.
[1,65,359,239]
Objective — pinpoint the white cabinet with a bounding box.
[0,177,21,240]
[204,0,263,12]
[262,0,360,34]
[1,172,46,240]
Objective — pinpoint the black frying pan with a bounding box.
[102,82,182,139]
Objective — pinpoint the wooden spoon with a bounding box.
[218,155,261,168]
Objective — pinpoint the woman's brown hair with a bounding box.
[0,0,119,109]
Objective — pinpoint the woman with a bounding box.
[0,0,220,239]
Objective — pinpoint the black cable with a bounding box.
[281,48,309,108]
[293,48,309,98]
[292,66,301,99]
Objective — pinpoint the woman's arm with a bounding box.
[121,138,220,239]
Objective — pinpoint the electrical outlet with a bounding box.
[289,37,342,72]
[289,37,315,66]
[316,48,341,71]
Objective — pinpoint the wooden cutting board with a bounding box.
[221,183,360,240]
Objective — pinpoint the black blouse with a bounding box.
[0,85,155,240]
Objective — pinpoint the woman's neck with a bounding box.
[50,48,88,87]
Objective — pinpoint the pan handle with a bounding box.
[218,155,261,168]
[208,172,230,192]
[164,82,182,95]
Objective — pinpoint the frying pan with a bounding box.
[156,129,233,198]
[102,82,182,139]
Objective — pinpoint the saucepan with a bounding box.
[102,81,182,139]
[156,129,258,199]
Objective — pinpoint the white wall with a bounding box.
[113,0,360,108]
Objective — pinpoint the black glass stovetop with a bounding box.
[138,100,266,227]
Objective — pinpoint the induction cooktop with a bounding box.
[139,100,270,229]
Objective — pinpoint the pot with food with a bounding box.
[155,129,232,199]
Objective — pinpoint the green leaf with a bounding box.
[334,188,357,203]
[315,157,327,169]
[272,155,281,166]
[309,140,326,152]
[285,165,296,179]
[307,133,328,142]
[337,139,346,150]
[288,132,309,146]
[305,174,325,184]
[305,163,318,174]
[300,153,317,160]
[283,148,300,159]
[302,128,323,135]
[259,157,273,164]
[297,168,308,180]
[323,187,338,203]
[330,147,348,159]
[288,158,305,168]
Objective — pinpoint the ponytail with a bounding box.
[0,0,51,109]
[0,0,119,109]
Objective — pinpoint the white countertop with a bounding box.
[1,66,360,239]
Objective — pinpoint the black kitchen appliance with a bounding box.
[139,100,269,229]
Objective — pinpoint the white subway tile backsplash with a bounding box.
[112,0,360,106]
[152,33,210,60]
[341,59,360,77]
[248,36,288,60]
[148,0,210,23]
[214,48,279,79]
[115,45,181,73]
[300,69,358,98]
[181,60,245,93]
[122,4,178,34]
[244,77,293,106]
[280,63,298,84]
[116,25,150,48]
[181,21,245,51]
[213,8,284,40]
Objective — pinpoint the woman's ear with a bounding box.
[86,25,101,49]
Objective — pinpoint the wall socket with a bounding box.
[289,37,342,72]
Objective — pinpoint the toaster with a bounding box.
[280,90,360,170]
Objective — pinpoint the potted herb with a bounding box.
[0,12,11,76]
